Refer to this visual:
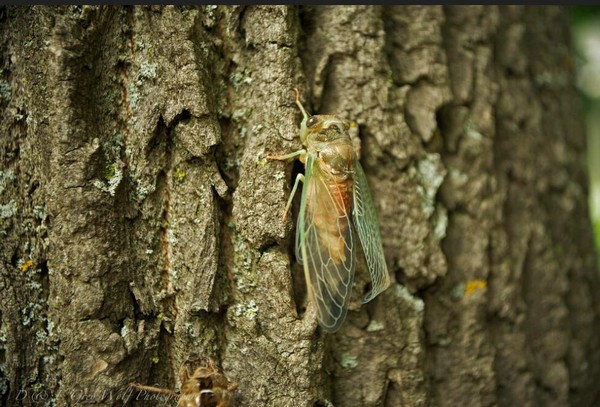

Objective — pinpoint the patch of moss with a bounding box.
[176,167,186,182]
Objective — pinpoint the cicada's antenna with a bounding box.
[294,88,310,143]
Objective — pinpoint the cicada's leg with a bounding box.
[267,149,306,221]
[281,173,304,221]
[266,149,306,162]
[129,383,179,398]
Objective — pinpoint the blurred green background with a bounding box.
[571,6,600,260]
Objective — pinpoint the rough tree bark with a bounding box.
[1,5,599,407]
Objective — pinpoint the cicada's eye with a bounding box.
[330,123,345,133]
[307,116,318,128]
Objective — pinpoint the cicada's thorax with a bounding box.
[303,115,356,264]
[309,139,355,210]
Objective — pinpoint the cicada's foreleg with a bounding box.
[267,149,306,221]
[129,383,179,398]
[281,173,304,221]
[266,149,306,162]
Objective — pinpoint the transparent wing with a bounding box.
[297,154,355,332]
[352,161,391,303]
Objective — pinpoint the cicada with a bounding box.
[130,355,238,407]
[267,89,391,332]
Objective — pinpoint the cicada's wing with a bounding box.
[352,161,391,303]
[297,154,355,332]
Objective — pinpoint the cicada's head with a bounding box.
[295,89,350,146]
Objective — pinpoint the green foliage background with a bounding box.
[570,6,600,260]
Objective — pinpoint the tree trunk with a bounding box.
[1,5,599,407]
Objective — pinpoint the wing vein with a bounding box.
[296,154,355,332]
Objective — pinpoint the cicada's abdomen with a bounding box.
[308,139,356,261]
[307,175,354,265]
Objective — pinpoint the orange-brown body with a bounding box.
[307,137,356,265]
